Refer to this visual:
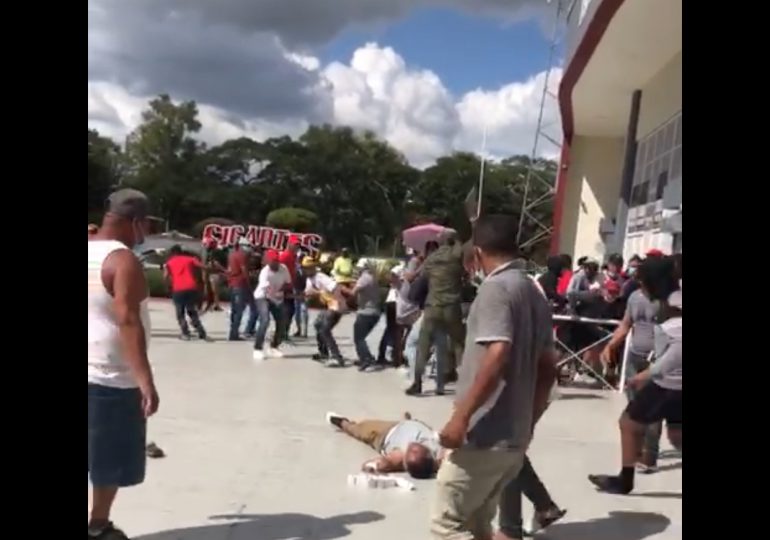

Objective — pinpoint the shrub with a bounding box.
[265,207,318,232]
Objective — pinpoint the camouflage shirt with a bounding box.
[423,242,464,307]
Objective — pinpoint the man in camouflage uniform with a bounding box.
[406,233,466,396]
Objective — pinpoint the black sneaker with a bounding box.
[405,382,422,396]
[312,353,329,362]
[358,360,373,372]
[325,412,348,429]
[88,522,129,540]
[228,336,243,342]
[588,474,633,494]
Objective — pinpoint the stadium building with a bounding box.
[551,0,682,260]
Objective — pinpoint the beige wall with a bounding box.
[558,135,625,260]
[636,52,682,139]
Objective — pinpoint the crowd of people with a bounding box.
[88,188,682,540]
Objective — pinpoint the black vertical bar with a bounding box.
[612,89,642,254]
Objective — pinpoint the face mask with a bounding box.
[132,220,147,252]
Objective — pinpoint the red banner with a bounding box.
[202,224,323,255]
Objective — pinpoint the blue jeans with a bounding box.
[354,313,381,364]
[229,286,257,340]
[294,298,308,336]
[254,299,286,350]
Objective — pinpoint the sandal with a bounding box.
[146,442,166,459]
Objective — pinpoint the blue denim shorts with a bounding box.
[88,384,147,487]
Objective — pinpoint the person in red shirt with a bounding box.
[556,254,573,297]
[278,236,300,339]
[227,239,257,341]
[164,245,210,341]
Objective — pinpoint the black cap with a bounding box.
[106,189,150,220]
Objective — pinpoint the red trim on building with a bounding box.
[550,0,626,254]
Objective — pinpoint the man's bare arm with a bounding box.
[532,347,558,427]
[605,312,632,352]
[106,250,155,390]
[454,341,510,423]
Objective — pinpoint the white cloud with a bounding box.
[89,43,561,167]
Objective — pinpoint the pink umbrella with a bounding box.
[402,224,456,252]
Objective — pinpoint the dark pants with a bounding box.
[414,304,465,380]
[254,299,286,350]
[498,455,555,538]
[172,289,207,338]
[626,351,664,462]
[315,310,342,359]
[88,384,146,487]
[354,313,380,364]
[377,302,397,363]
[229,286,257,340]
[283,297,295,339]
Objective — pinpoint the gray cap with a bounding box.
[106,189,150,220]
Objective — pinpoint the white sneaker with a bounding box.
[252,350,265,362]
[266,347,284,358]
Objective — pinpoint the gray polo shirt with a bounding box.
[355,271,381,316]
[455,260,554,450]
[625,290,659,356]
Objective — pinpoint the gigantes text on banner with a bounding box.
[203,224,323,254]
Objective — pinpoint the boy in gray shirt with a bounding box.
[589,257,682,495]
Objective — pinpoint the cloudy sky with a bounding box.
[88,0,563,167]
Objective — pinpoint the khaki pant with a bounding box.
[430,447,526,540]
[341,419,398,452]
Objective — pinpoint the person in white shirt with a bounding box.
[252,249,292,362]
[88,189,159,540]
[302,256,351,367]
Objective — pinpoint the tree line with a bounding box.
[88,94,555,257]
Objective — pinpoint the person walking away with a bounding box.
[164,245,211,341]
[226,238,256,341]
[202,238,225,312]
[88,189,160,540]
[304,257,351,367]
[376,265,401,365]
[352,259,383,371]
[279,236,300,340]
[538,255,568,312]
[406,234,465,396]
[430,215,556,540]
[293,262,309,338]
[251,249,292,361]
[589,257,682,494]
[332,247,354,282]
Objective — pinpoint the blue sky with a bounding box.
[321,7,551,97]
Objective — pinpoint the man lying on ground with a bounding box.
[326,411,444,479]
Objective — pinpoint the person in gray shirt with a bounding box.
[601,287,663,471]
[351,260,382,371]
[590,257,682,495]
[430,215,557,540]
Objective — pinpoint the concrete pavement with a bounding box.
[110,301,682,540]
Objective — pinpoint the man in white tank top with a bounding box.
[88,189,159,540]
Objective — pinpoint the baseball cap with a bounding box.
[265,249,279,261]
[106,189,149,220]
[646,248,664,257]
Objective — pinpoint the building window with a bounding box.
[632,111,681,207]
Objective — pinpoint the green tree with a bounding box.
[266,207,318,232]
[88,129,122,223]
[122,94,206,229]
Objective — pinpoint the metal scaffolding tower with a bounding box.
[516,0,575,251]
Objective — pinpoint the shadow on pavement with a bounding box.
[545,511,670,540]
[556,393,605,401]
[135,511,385,540]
